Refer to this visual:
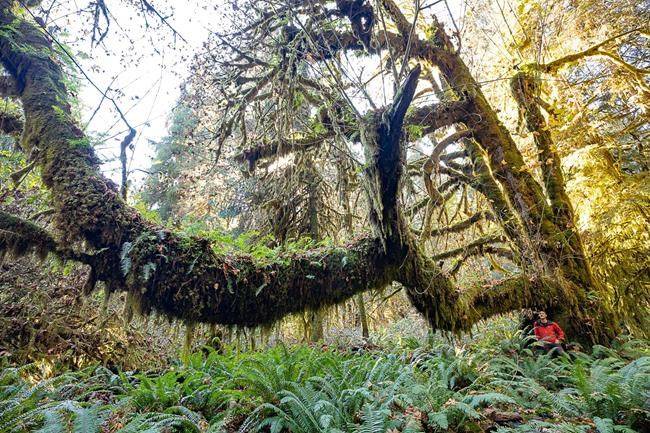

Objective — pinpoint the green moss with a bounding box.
[0,210,55,260]
[69,137,91,148]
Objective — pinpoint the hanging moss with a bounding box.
[0,210,56,261]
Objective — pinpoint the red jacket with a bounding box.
[534,321,565,344]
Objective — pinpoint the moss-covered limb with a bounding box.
[446,246,514,276]
[424,130,471,173]
[510,72,600,294]
[405,99,470,135]
[527,27,645,74]
[401,261,592,338]
[426,211,491,237]
[0,210,57,260]
[431,234,507,261]
[119,126,136,200]
[422,28,603,295]
[510,72,575,228]
[396,243,573,333]
[235,132,335,171]
[359,64,464,331]
[425,39,615,340]
[121,233,398,327]
[234,99,467,171]
[466,275,573,325]
[467,274,616,344]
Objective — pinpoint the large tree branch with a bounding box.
[234,99,469,169]
[510,72,576,229]
[235,131,336,170]
[528,27,646,74]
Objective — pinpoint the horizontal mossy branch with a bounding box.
[0,210,57,260]
[234,132,336,171]
[465,274,573,328]
[234,99,469,170]
[119,232,398,326]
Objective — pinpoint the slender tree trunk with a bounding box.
[356,293,369,339]
[306,160,325,343]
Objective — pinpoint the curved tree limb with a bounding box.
[234,99,469,170]
[427,210,491,237]
[431,234,507,261]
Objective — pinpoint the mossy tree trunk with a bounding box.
[378,0,618,344]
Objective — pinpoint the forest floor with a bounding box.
[1,321,648,433]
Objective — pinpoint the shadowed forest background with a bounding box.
[0,0,648,432]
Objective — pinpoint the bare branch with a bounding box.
[431,234,507,260]
[428,210,491,237]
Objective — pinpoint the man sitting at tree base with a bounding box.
[533,311,566,356]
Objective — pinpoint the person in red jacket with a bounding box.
[533,311,566,356]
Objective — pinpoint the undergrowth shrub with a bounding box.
[1,332,647,432]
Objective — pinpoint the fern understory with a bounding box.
[1,330,648,433]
